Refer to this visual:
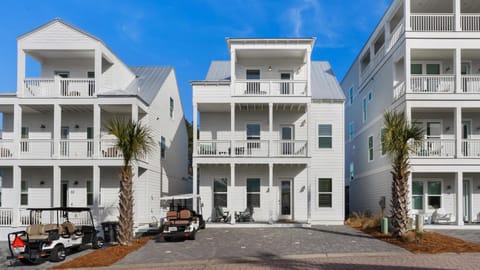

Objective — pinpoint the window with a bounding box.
[411,64,423,75]
[160,136,166,160]
[246,124,260,140]
[246,178,260,208]
[349,122,355,141]
[381,128,386,156]
[21,127,29,152]
[362,97,367,122]
[427,181,441,209]
[21,181,28,206]
[368,91,373,101]
[169,97,174,118]
[349,87,354,105]
[349,162,355,181]
[318,178,332,207]
[318,124,332,148]
[368,136,374,161]
[213,178,228,208]
[412,181,423,210]
[246,70,260,80]
[86,181,93,206]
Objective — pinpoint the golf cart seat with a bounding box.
[165,209,193,225]
[62,221,83,238]
[22,224,49,241]
[166,211,178,221]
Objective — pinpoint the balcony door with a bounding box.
[426,122,441,156]
[87,127,94,157]
[61,181,69,208]
[280,126,294,155]
[61,127,70,157]
[87,71,95,96]
[462,121,472,156]
[246,70,260,94]
[280,72,292,95]
[55,71,70,96]
[463,179,472,223]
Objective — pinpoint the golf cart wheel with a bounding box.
[49,244,66,262]
[164,236,172,242]
[188,230,196,240]
[20,257,43,265]
[92,236,104,249]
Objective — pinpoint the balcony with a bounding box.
[195,140,308,158]
[410,75,455,93]
[461,14,480,31]
[411,139,456,158]
[462,139,480,157]
[22,78,96,97]
[233,80,308,97]
[0,139,123,159]
[410,14,454,32]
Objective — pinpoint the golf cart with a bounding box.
[7,207,104,265]
[160,194,205,241]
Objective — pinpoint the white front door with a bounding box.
[279,179,293,220]
[463,179,472,223]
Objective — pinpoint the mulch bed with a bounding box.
[354,225,480,254]
[51,237,151,269]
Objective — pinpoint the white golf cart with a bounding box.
[7,207,104,265]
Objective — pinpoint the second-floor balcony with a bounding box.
[410,139,480,158]
[195,140,308,158]
[22,78,96,98]
[0,139,124,160]
[233,80,308,97]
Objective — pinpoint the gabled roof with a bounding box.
[17,18,103,43]
[98,66,173,105]
[199,61,345,101]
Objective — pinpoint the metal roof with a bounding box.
[99,66,173,105]
[201,61,344,100]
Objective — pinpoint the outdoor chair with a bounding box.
[235,207,254,223]
[431,209,455,224]
[215,207,230,223]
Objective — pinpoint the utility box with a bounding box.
[101,221,119,244]
[381,217,389,234]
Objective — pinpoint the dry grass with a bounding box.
[347,216,480,254]
[50,237,150,269]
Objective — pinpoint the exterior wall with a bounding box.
[235,58,307,81]
[309,101,345,223]
[41,58,94,78]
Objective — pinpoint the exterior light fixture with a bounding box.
[40,124,46,129]
[268,65,272,72]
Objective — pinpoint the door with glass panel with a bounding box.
[246,70,260,94]
[426,122,441,156]
[462,121,472,156]
[463,179,471,222]
[280,72,292,95]
[60,127,70,157]
[279,179,293,220]
[280,126,294,155]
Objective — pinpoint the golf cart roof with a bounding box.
[26,207,92,212]
[160,193,200,201]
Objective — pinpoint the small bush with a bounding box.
[346,211,382,230]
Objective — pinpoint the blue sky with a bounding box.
[0,0,391,121]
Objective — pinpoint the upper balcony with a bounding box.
[23,77,96,98]
[233,80,307,97]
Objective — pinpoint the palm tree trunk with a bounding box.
[118,166,134,245]
[391,164,410,237]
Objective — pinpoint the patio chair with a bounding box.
[431,209,455,224]
[235,207,254,223]
[215,207,230,223]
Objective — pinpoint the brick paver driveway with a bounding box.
[117,226,405,266]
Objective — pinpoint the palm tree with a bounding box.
[383,111,423,237]
[106,118,153,245]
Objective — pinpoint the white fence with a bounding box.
[410,75,455,93]
[393,81,406,100]
[462,140,480,158]
[411,14,454,32]
[234,80,308,96]
[270,140,308,157]
[461,14,480,32]
[23,78,95,97]
[195,140,308,157]
[461,75,480,93]
[0,140,14,158]
[411,139,455,158]
[0,209,13,226]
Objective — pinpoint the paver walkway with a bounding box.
[117,226,405,265]
[108,253,480,270]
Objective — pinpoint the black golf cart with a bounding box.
[7,207,104,265]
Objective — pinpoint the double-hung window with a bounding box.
[246,178,260,208]
[160,136,166,160]
[412,181,423,210]
[86,180,93,206]
[318,178,332,207]
[21,181,28,206]
[368,136,374,161]
[213,178,228,208]
[318,124,332,149]
[362,97,367,122]
[427,181,441,209]
[349,87,354,105]
[348,122,355,142]
[169,97,174,118]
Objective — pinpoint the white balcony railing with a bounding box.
[461,14,480,32]
[270,140,308,157]
[19,139,54,158]
[0,140,14,158]
[393,81,406,100]
[196,140,231,156]
[462,140,480,158]
[232,140,269,157]
[59,139,95,158]
[23,78,95,97]
[410,75,455,93]
[234,80,308,96]
[411,14,455,32]
[461,75,480,93]
[0,208,13,226]
[411,139,455,158]
[387,23,404,52]
[99,139,123,159]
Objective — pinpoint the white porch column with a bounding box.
[53,166,61,207]
[405,48,411,93]
[306,164,312,224]
[230,103,235,156]
[12,166,21,226]
[93,165,100,217]
[385,22,391,49]
[456,171,464,225]
[230,163,235,224]
[405,103,412,124]
[455,107,463,158]
[230,49,236,95]
[307,103,311,157]
[268,102,273,156]
[454,0,461,31]
[93,104,101,158]
[268,163,274,223]
[193,103,198,158]
[131,104,138,122]
[17,49,25,96]
[94,48,102,96]
[13,104,22,158]
[53,104,61,158]
[404,0,411,31]
[455,48,462,93]
[407,171,413,212]
[192,164,198,212]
